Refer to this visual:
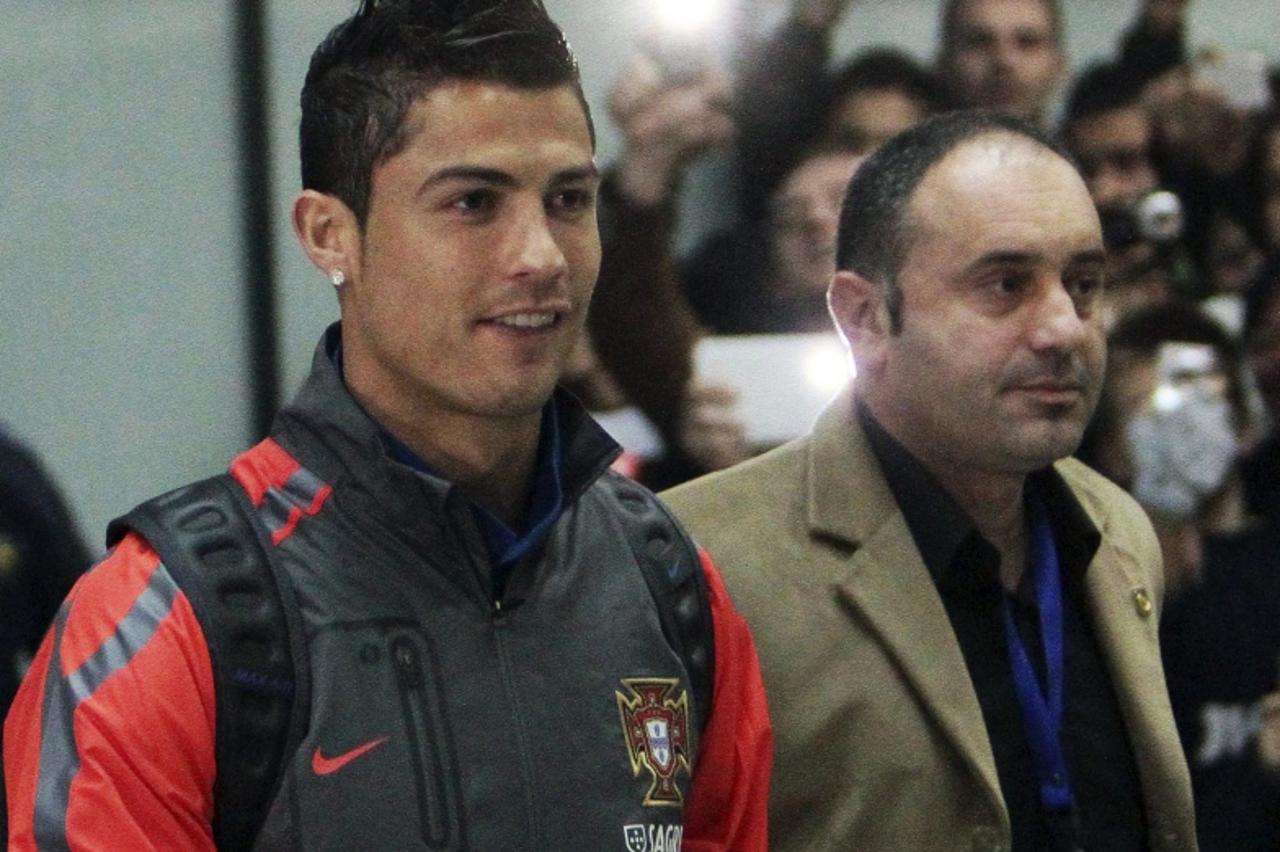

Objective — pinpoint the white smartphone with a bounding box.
[694,333,852,445]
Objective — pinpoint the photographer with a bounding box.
[1062,61,1197,325]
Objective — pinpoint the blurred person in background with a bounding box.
[1248,108,1280,251]
[1080,300,1280,850]
[1137,47,1273,282]
[1194,209,1267,334]
[586,57,746,481]
[1115,0,1191,85]
[1241,255,1280,519]
[0,429,90,844]
[738,0,945,217]
[935,0,1064,123]
[1062,61,1197,326]
[590,54,877,484]
[737,0,1068,218]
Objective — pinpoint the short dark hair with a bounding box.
[825,48,948,129]
[1109,299,1249,430]
[1062,61,1148,132]
[300,0,591,226]
[938,0,1063,59]
[834,109,1073,331]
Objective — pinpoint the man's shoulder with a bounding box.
[659,439,813,568]
[663,439,809,522]
[1054,457,1147,529]
[1053,456,1160,565]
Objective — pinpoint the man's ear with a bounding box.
[293,190,361,283]
[828,269,890,374]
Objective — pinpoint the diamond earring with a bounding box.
[329,269,345,289]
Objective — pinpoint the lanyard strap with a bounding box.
[1000,495,1074,814]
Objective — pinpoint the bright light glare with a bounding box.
[804,343,854,394]
[1152,385,1184,413]
[654,0,724,36]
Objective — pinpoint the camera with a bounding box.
[1099,190,1184,251]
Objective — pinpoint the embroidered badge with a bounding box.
[624,825,648,852]
[616,678,692,806]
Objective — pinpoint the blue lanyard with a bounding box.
[1000,495,1074,815]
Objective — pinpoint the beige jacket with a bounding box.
[663,389,1196,852]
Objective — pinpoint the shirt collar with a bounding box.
[856,399,1100,596]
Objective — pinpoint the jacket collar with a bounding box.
[271,324,621,531]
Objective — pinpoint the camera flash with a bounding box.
[653,0,723,36]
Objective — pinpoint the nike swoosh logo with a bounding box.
[311,736,390,776]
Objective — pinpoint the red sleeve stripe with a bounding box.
[32,562,180,848]
[228,439,302,507]
[259,466,332,546]
[229,440,332,546]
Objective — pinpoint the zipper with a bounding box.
[391,634,451,849]
[491,615,541,847]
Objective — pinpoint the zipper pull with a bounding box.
[392,637,423,688]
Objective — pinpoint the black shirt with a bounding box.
[859,404,1149,852]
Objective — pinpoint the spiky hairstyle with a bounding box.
[300,0,591,225]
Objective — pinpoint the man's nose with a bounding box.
[510,205,567,282]
[1029,281,1090,351]
[991,37,1019,73]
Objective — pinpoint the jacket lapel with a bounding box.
[805,389,1007,817]
[1083,530,1188,842]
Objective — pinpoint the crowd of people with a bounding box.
[4,0,1280,849]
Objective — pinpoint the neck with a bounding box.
[346,369,542,529]
[933,463,1030,592]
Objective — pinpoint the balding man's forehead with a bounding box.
[917,132,1077,198]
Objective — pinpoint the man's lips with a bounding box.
[1008,381,1085,403]
[477,305,571,332]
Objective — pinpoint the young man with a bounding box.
[665,111,1195,851]
[3,2,771,849]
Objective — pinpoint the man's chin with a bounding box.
[1010,428,1086,472]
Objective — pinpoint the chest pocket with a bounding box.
[291,623,466,851]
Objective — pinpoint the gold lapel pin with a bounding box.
[1133,588,1153,618]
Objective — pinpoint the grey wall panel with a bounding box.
[1,3,247,548]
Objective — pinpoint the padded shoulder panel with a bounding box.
[109,475,308,852]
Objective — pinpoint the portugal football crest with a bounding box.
[616,678,692,806]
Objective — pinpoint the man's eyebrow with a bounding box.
[963,248,1107,274]
[963,250,1041,273]
[549,163,600,185]
[1066,249,1108,266]
[417,163,599,195]
[418,166,516,195]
